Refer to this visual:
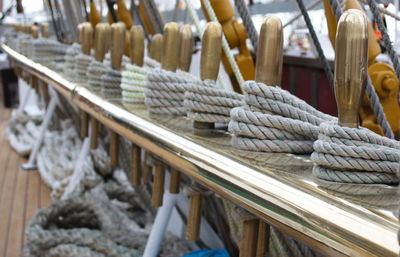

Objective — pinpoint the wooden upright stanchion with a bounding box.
[109,22,126,167]
[129,25,145,186]
[79,23,93,139]
[239,16,284,257]
[150,33,163,63]
[193,22,222,129]
[169,24,193,195]
[151,22,180,207]
[186,22,222,241]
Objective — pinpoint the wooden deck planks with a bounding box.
[0,107,53,256]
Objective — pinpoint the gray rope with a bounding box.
[229,81,334,153]
[145,69,196,115]
[367,0,400,79]
[311,121,400,184]
[101,68,122,101]
[234,0,258,52]
[184,80,244,123]
[87,60,108,91]
[295,0,334,88]
[325,0,394,138]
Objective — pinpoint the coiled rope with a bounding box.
[311,121,400,184]
[145,68,198,115]
[87,60,108,91]
[101,68,122,101]
[229,81,335,153]
[184,80,243,123]
[63,43,82,80]
[74,53,95,83]
[120,57,160,106]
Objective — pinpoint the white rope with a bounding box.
[311,121,400,184]
[229,81,334,153]
[87,60,108,91]
[63,43,82,80]
[230,81,400,184]
[101,68,122,101]
[120,63,157,106]
[145,68,199,115]
[74,53,95,83]
[6,110,43,156]
[184,79,243,123]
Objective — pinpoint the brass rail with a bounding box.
[2,43,398,257]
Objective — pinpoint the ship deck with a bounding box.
[0,106,52,257]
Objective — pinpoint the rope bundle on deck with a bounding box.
[184,80,243,124]
[86,60,108,91]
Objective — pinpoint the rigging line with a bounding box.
[202,0,245,91]
[326,0,394,138]
[295,0,334,88]
[283,0,322,28]
[234,0,258,53]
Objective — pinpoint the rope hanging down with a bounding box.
[234,0,259,52]
[295,0,335,88]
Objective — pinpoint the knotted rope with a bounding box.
[145,68,196,115]
[229,81,335,153]
[311,121,400,184]
[184,80,243,123]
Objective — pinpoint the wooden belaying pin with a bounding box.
[194,22,222,129]
[255,16,283,87]
[111,22,126,71]
[41,23,49,38]
[239,219,259,257]
[130,25,145,67]
[252,17,283,257]
[109,22,126,167]
[94,23,109,62]
[186,23,222,241]
[129,25,145,186]
[178,24,193,72]
[150,33,163,63]
[32,25,39,39]
[151,22,180,207]
[334,10,368,128]
[169,25,194,195]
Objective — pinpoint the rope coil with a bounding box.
[145,69,196,115]
[311,121,400,184]
[184,80,243,123]
[100,68,122,101]
[229,81,334,153]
